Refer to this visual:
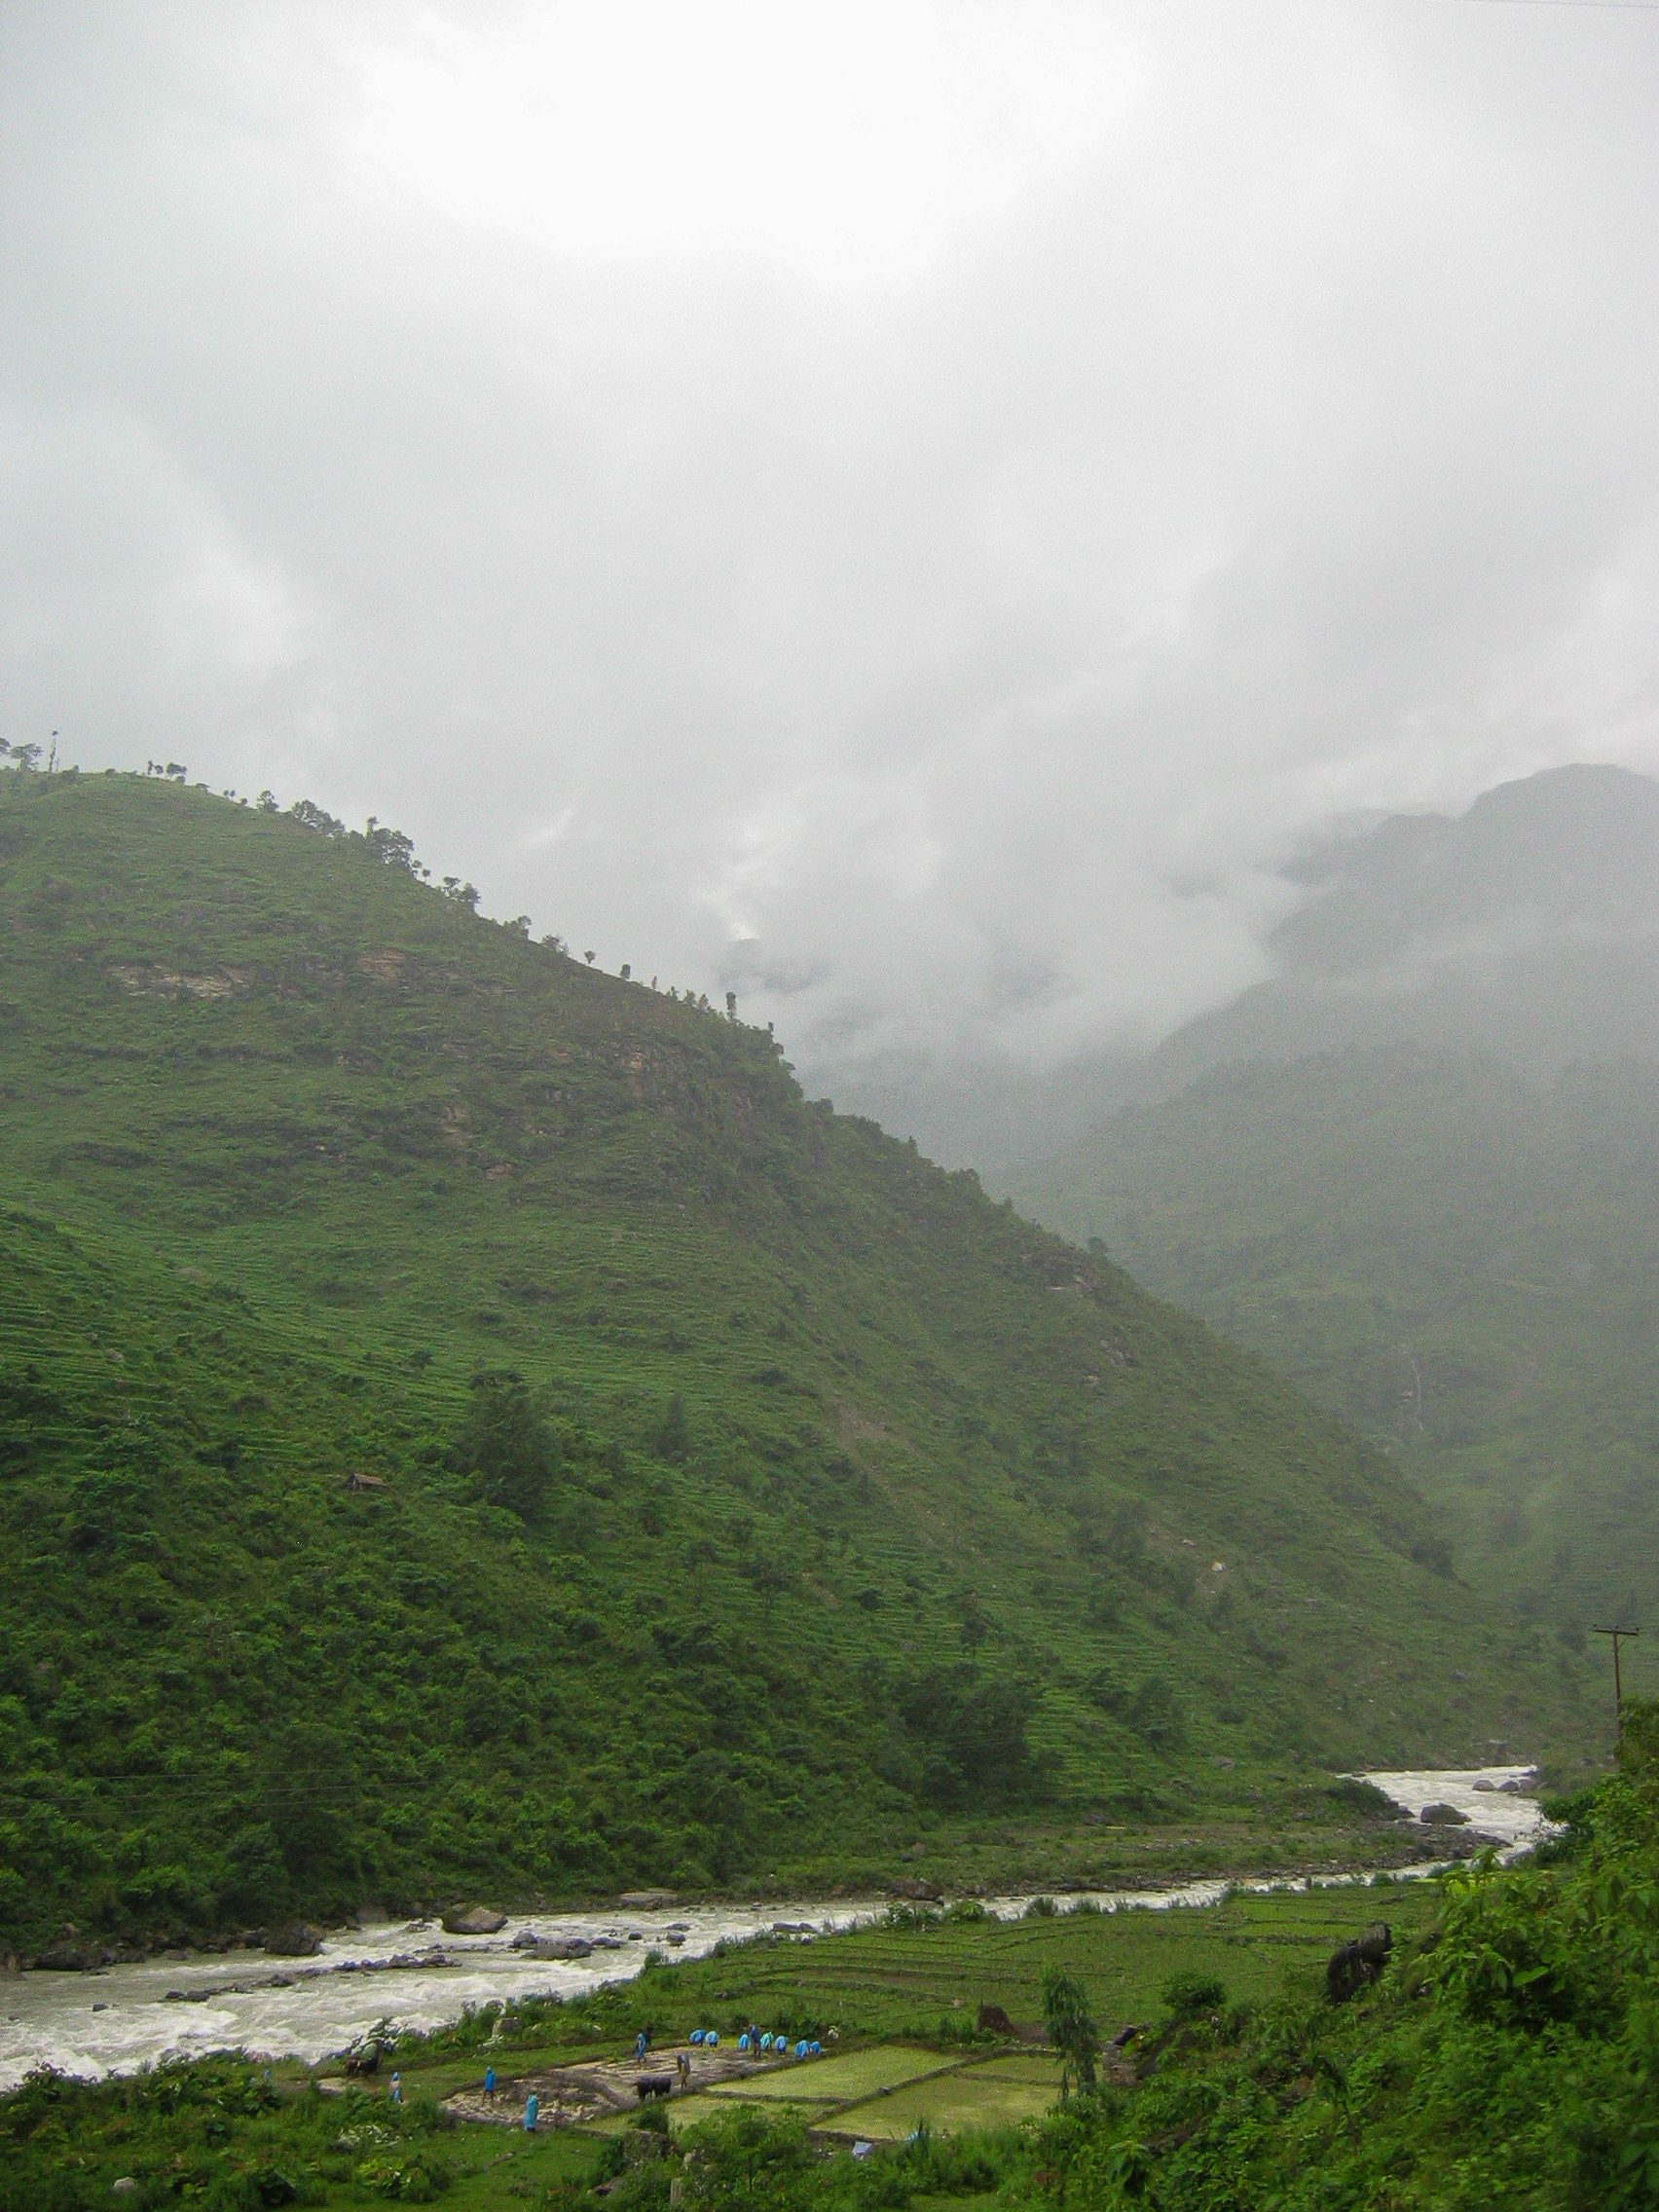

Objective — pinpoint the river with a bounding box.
[0,1765,1553,2093]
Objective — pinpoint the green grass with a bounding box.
[715,2048,947,2101]
[837,2063,1058,2139]
[0,768,1590,1955]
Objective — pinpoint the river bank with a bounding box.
[0,1766,1553,2095]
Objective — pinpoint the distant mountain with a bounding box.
[1143,763,1659,1093]
[0,771,1566,1956]
[1005,765,1659,1671]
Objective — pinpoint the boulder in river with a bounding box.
[618,1889,676,1908]
[442,1905,508,1936]
[509,1929,592,1958]
[889,1875,941,1901]
[265,1923,323,1958]
[1420,1802,1470,1826]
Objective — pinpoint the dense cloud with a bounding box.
[3,1,1657,1158]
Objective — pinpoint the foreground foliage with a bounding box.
[5,1728,1656,2206]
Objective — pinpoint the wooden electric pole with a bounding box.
[1593,1624,1640,1744]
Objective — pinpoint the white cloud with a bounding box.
[3,0,1658,1156]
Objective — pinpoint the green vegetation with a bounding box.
[1006,1046,1659,1682]
[0,770,1587,1953]
[9,1719,1658,2207]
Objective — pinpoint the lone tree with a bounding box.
[1042,1970,1099,2097]
[449,1371,560,1522]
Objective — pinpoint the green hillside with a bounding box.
[1005,768,1659,1686]
[1007,1048,1659,1667]
[0,771,1588,1954]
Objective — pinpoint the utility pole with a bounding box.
[1593,1624,1640,1744]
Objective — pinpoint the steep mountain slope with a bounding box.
[0,771,1583,1952]
[1006,766,1659,1667]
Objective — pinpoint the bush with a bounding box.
[1162,1970,1227,2021]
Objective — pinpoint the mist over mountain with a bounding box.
[1144,763,1659,1096]
[1006,765,1659,1668]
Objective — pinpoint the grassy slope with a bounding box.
[1004,1048,1659,1671]
[0,773,1587,1952]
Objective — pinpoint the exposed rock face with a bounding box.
[264,1923,323,1957]
[889,1875,941,1901]
[1326,1922,1393,2003]
[442,1904,508,1936]
[617,1890,675,1909]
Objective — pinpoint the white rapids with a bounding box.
[0,1765,1556,2093]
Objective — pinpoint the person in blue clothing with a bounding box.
[524,2091,538,2131]
[388,2071,401,2104]
[484,2065,496,2099]
[636,2030,648,2064]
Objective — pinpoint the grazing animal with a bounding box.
[1327,1922,1392,2003]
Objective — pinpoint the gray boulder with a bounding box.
[264,1923,323,1957]
[442,1905,507,1936]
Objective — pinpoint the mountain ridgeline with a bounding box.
[0,772,1577,1953]
[1007,764,1659,1663]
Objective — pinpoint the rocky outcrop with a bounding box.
[32,1937,104,1972]
[617,1890,675,1909]
[889,1875,940,1901]
[1419,1802,1469,1826]
[442,1904,507,1936]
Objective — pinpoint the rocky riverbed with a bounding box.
[0,1767,1555,2094]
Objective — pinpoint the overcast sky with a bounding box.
[4,0,1658,1152]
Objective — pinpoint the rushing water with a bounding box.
[0,1766,1555,2093]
